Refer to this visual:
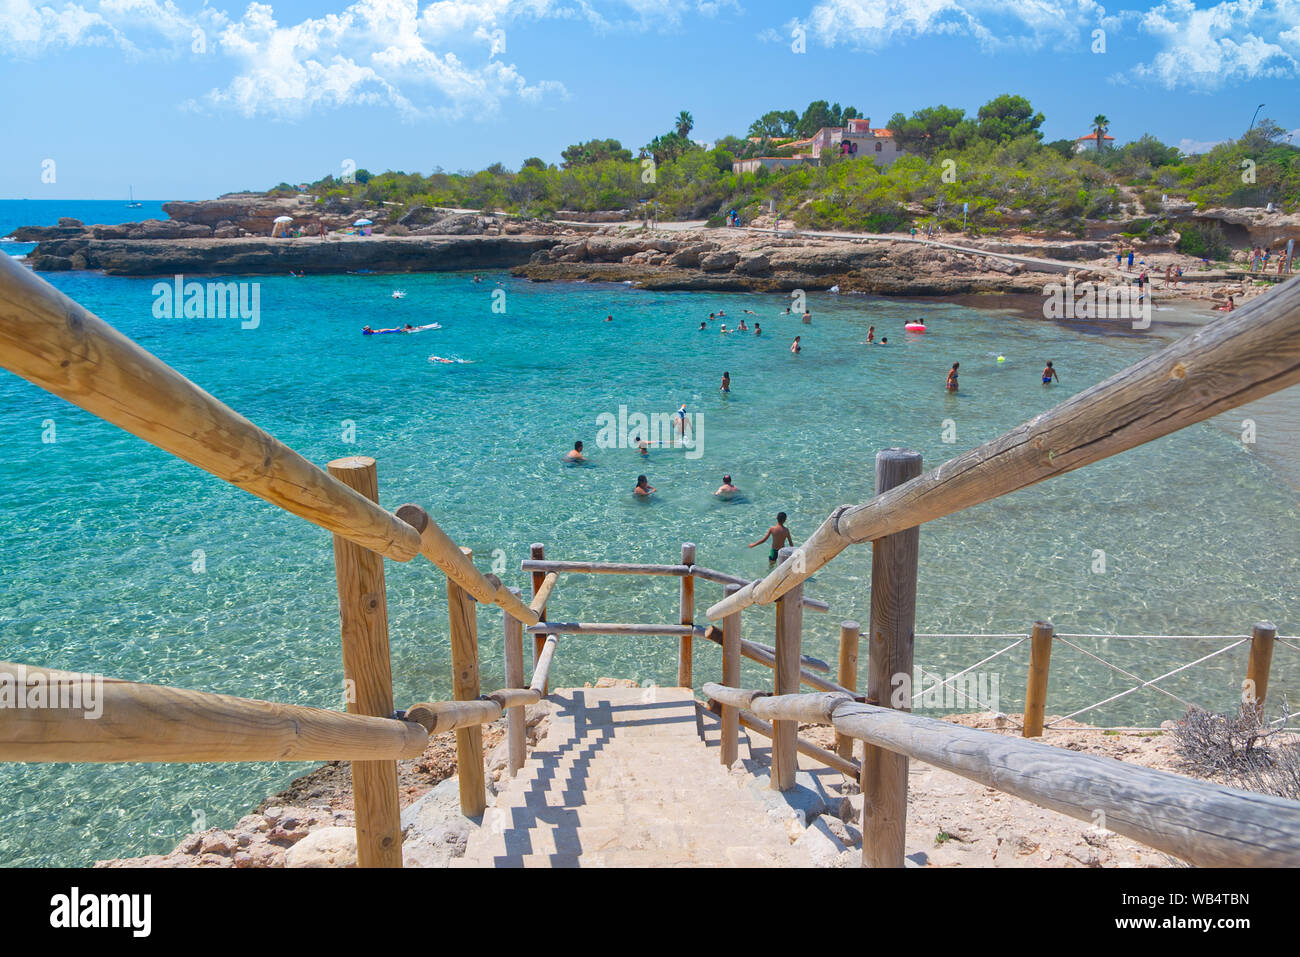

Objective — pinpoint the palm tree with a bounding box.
[1092,114,1110,151]
[675,110,694,139]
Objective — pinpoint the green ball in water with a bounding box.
[997,356,1005,363]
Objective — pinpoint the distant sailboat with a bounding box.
[126,186,142,209]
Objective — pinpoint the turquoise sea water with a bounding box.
[1,232,1297,865]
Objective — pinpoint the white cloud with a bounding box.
[799,0,1114,52]
[1178,136,1229,153]
[1129,0,1300,89]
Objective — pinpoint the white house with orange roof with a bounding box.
[1075,132,1115,152]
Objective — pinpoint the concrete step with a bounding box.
[458,687,815,869]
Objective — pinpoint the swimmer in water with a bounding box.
[946,362,959,391]
[743,309,757,315]
[362,325,374,334]
[566,441,586,462]
[720,324,730,334]
[866,325,875,343]
[699,321,707,330]
[879,337,888,345]
[403,324,414,331]
[605,315,613,322]
[709,312,716,321]
[1042,361,1059,385]
[715,474,738,497]
[749,512,795,563]
[720,371,730,393]
[634,474,656,496]
[754,323,762,336]
[737,318,748,331]
[791,336,801,354]
[802,310,812,324]
[634,434,650,456]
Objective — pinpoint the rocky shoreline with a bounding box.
[10,192,1291,306]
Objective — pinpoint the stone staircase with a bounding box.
[455,686,816,867]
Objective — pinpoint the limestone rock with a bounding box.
[284,827,357,868]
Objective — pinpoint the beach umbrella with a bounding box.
[353,219,373,226]
[273,216,293,223]
[271,215,293,237]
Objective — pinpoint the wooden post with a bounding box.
[772,545,803,791]
[835,620,861,761]
[1022,620,1055,738]
[504,587,526,776]
[678,542,696,687]
[720,583,742,767]
[861,448,922,868]
[327,456,403,868]
[447,546,486,817]
[1244,621,1278,720]
[529,543,549,694]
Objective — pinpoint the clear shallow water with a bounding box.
[0,266,1296,866]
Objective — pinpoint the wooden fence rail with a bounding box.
[0,662,428,763]
[707,285,1300,622]
[704,684,1300,868]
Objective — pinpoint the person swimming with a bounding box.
[634,434,650,456]
[866,325,875,343]
[634,474,656,496]
[878,337,888,345]
[605,315,613,322]
[749,512,794,562]
[1042,361,1059,385]
[754,323,762,336]
[699,321,707,330]
[737,319,748,331]
[946,362,959,392]
[791,336,801,354]
[720,371,730,393]
[566,441,586,462]
[715,474,738,497]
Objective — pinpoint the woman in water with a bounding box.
[791,336,801,354]
[720,371,730,393]
[866,325,875,342]
[634,475,656,496]
[946,362,959,392]
[1042,361,1059,385]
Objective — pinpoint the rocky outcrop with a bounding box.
[26,234,564,276]
[515,230,1053,295]
[1194,206,1300,248]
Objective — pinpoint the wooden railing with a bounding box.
[2,248,1299,869]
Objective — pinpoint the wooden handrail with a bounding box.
[521,560,691,576]
[0,662,428,763]
[0,255,422,562]
[529,572,559,615]
[524,622,704,636]
[706,685,1300,867]
[703,698,859,778]
[395,504,539,625]
[698,626,852,693]
[707,289,1300,621]
[688,565,831,612]
[530,635,558,695]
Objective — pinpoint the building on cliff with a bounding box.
[733,117,903,174]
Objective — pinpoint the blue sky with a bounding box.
[3,0,1299,199]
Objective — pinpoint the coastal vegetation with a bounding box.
[269,96,1300,236]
